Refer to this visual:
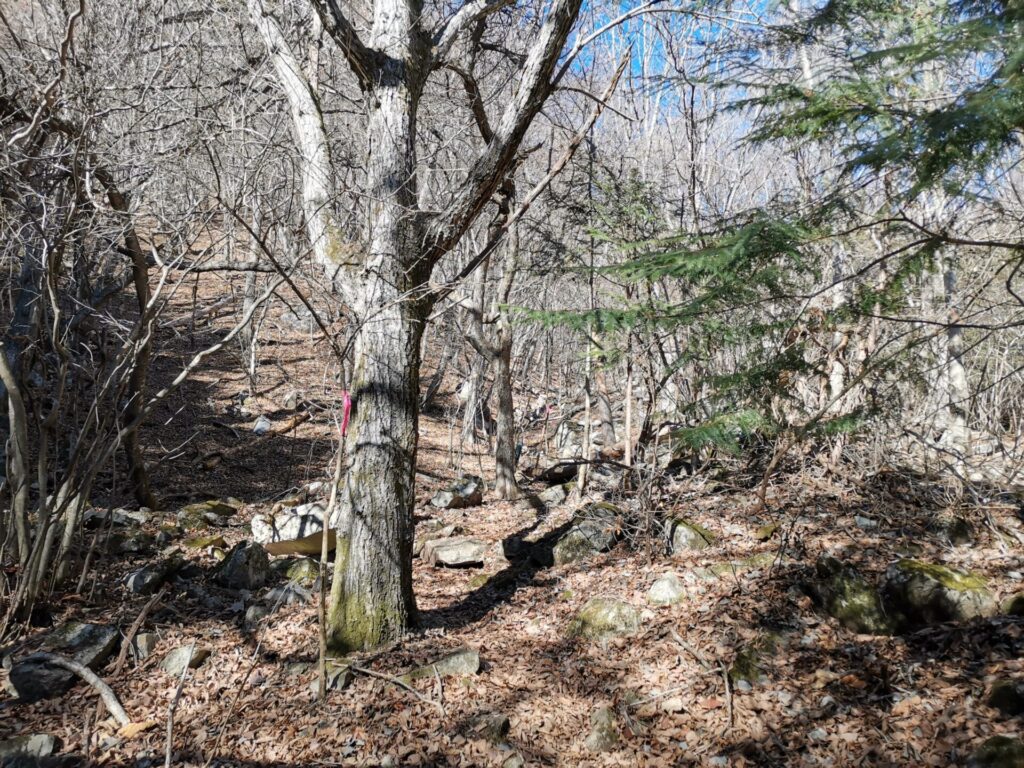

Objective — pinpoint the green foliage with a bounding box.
[737,0,1024,199]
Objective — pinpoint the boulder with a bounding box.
[584,706,618,752]
[314,660,354,693]
[698,552,779,581]
[554,420,585,459]
[401,647,480,682]
[251,502,329,545]
[537,483,570,506]
[968,736,1024,768]
[132,633,158,660]
[8,622,118,703]
[754,523,779,542]
[473,713,511,744]
[263,583,311,607]
[810,555,898,635]
[534,462,578,485]
[118,531,154,554]
[1003,592,1024,616]
[422,537,488,568]
[881,559,995,627]
[83,508,152,528]
[430,475,484,509]
[648,573,686,606]
[928,515,975,546]
[160,645,211,677]
[126,555,183,595]
[284,557,320,587]
[551,503,620,566]
[666,519,715,553]
[184,534,226,550]
[988,680,1024,717]
[567,598,641,642]
[176,499,239,531]
[215,542,270,590]
[728,635,779,686]
[0,734,58,761]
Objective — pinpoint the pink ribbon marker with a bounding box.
[341,390,352,437]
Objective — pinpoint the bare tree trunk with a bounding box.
[492,335,520,500]
[328,287,423,652]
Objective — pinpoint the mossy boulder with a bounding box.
[567,598,641,642]
[881,559,995,627]
[929,515,975,546]
[1003,592,1024,616]
[754,523,779,542]
[184,534,226,550]
[728,634,779,686]
[176,499,239,531]
[968,735,1024,768]
[699,552,778,581]
[810,556,898,635]
[552,503,621,566]
[988,680,1024,717]
[666,519,715,553]
[284,557,320,587]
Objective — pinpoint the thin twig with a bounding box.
[720,662,734,730]
[348,664,445,715]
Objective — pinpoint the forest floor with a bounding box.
[3,269,1024,767]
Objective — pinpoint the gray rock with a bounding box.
[216,542,270,590]
[8,622,118,703]
[402,647,480,682]
[538,483,570,506]
[312,660,353,693]
[132,633,158,660]
[473,713,511,744]
[584,706,618,752]
[263,583,311,607]
[431,475,484,509]
[988,680,1024,717]
[0,734,58,760]
[118,531,154,554]
[647,573,686,606]
[176,500,239,531]
[83,507,152,528]
[881,559,995,627]
[502,755,526,768]
[854,515,878,530]
[666,519,715,553]
[126,555,183,595]
[810,555,898,635]
[252,415,272,435]
[244,604,271,626]
[567,598,641,642]
[929,515,974,546]
[551,503,620,566]
[251,502,329,545]
[967,735,1024,768]
[160,646,211,677]
[422,537,488,568]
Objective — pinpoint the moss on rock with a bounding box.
[567,598,641,642]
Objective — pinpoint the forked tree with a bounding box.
[247,0,585,650]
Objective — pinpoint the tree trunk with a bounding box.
[492,334,520,500]
[328,288,423,652]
